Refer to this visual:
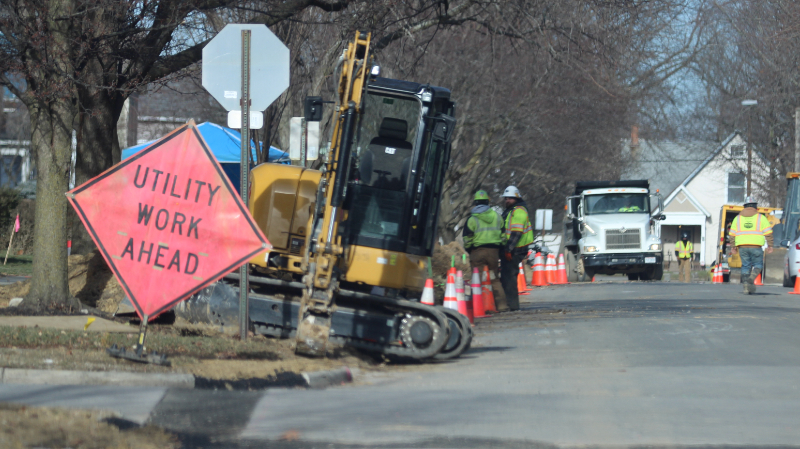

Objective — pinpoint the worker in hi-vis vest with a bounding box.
[728,196,773,295]
[463,190,508,312]
[500,186,533,311]
[674,231,693,283]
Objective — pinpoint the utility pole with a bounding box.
[795,107,800,173]
[742,99,758,197]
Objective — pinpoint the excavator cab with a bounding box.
[184,32,468,361]
[344,80,455,268]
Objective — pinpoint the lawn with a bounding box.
[0,254,32,276]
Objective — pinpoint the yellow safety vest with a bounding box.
[729,214,772,246]
[503,205,534,248]
[675,240,693,259]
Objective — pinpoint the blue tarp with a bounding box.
[121,121,289,163]
[121,122,289,194]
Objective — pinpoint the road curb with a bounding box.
[302,367,353,389]
[0,366,354,390]
[0,368,195,388]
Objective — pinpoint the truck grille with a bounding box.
[605,228,641,250]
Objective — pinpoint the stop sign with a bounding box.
[202,24,290,112]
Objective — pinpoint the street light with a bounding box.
[742,99,758,197]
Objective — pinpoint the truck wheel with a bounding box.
[564,248,579,283]
[576,258,593,282]
[627,273,639,281]
[784,271,795,288]
[651,264,664,281]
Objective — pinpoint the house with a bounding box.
[622,130,771,268]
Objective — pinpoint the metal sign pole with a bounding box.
[239,30,251,341]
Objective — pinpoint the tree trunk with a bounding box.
[26,98,80,309]
[70,85,124,255]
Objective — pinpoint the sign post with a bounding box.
[239,29,251,341]
[202,24,289,339]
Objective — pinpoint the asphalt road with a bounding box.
[3,280,800,448]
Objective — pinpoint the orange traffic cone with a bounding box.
[712,264,724,284]
[455,270,469,317]
[545,254,556,284]
[471,267,485,319]
[444,273,458,310]
[517,263,531,295]
[789,270,800,295]
[554,254,569,284]
[754,273,763,286]
[421,278,435,306]
[531,253,547,286]
[481,266,497,313]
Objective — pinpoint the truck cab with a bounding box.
[562,180,665,281]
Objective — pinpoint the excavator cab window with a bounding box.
[346,92,423,251]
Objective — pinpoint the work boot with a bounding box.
[748,269,761,294]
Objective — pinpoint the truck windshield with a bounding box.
[585,193,649,215]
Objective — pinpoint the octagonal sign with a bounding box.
[202,24,290,111]
[67,121,271,320]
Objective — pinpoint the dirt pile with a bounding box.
[0,251,124,312]
[431,241,470,277]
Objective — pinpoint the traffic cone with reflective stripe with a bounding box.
[517,263,531,295]
[421,278,435,306]
[554,254,569,284]
[455,270,469,317]
[712,264,724,284]
[545,254,556,284]
[481,266,497,312]
[471,267,485,319]
[444,273,458,310]
[532,253,547,286]
[789,270,800,295]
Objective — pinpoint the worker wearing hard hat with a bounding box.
[500,186,534,311]
[463,190,508,312]
[728,196,773,294]
[675,231,693,283]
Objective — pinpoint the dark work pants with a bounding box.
[500,249,525,311]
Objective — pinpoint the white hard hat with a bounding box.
[502,185,521,199]
[744,196,757,205]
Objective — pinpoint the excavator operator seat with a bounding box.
[360,118,413,191]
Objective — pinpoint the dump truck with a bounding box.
[560,180,666,281]
[181,32,469,360]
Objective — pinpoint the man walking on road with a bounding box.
[500,186,533,311]
[675,231,693,283]
[463,190,508,312]
[728,196,773,294]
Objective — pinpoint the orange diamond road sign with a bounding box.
[67,121,270,320]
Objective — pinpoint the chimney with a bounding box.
[630,125,640,158]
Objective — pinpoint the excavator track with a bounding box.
[179,280,465,360]
[433,306,472,360]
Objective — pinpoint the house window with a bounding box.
[730,144,745,159]
[0,155,22,188]
[728,173,745,203]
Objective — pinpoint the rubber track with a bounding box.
[433,306,473,360]
[336,297,450,359]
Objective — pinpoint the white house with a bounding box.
[623,131,772,268]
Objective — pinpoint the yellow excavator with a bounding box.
[182,32,469,360]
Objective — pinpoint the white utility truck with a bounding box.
[561,180,665,281]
